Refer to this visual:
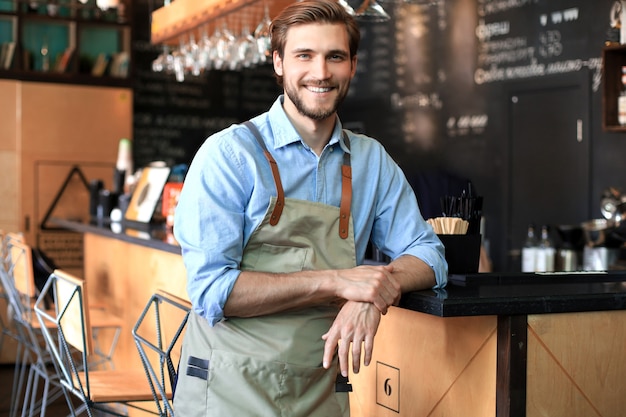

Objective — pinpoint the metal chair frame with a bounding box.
[132,291,191,417]
[1,232,69,417]
[9,238,121,362]
[0,254,67,417]
[0,231,18,416]
[2,236,124,417]
[35,270,157,417]
[1,232,24,417]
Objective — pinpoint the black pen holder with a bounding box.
[438,234,481,274]
[89,179,104,220]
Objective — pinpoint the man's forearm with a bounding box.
[389,254,436,295]
[224,261,406,318]
[223,269,338,318]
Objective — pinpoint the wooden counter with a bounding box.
[350,304,626,417]
[55,220,189,371]
[57,219,626,417]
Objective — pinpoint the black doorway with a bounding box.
[504,70,591,271]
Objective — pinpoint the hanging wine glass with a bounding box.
[214,21,236,70]
[171,49,185,82]
[338,0,356,15]
[226,17,244,71]
[152,44,173,73]
[355,0,390,22]
[177,36,190,71]
[254,2,272,64]
[185,33,202,76]
[197,25,213,71]
[236,23,258,69]
[208,25,223,70]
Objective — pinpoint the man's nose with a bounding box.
[311,57,331,80]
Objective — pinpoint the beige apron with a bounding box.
[174,122,356,416]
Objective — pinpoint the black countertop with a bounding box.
[52,218,181,255]
[401,271,626,317]
[55,218,626,318]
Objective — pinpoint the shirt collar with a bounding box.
[267,95,349,153]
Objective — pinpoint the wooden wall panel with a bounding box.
[349,308,497,417]
[0,81,19,234]
[527,311,626,417]
[20,83,132,157]
[0,81,21,363]
[19,83,132,245]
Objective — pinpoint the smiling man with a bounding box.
[172,1,448,416]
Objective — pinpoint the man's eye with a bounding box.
[297,53,311,59]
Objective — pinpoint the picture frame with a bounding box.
[124,166,171,224]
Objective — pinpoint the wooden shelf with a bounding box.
[0,2,132,86]
[602,44,626,132]
[150,0,294,44]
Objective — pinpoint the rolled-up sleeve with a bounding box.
[174,132,250,326]
[367,148,448,289]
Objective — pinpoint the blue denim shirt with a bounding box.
[174,96,447,325]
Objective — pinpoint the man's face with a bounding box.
[274,23,357,122]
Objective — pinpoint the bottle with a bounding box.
[535,225,555,272]
[113,138,133,195]
[618,66,626,126]
[521,224,538,273]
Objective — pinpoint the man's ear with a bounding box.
[273,50,283,76]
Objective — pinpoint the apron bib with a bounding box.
[174,124,356,417]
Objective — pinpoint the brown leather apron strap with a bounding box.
[242,121,352,237]
[244,121,285,226]
[339,131,352,239]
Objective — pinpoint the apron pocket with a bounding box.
[246,243,310,273]
[206,350,347,417]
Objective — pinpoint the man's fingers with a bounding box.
[351,340,362,374]
[338,337,352,377]
[322,331,337,369]
[322,302,381,377]
[373,298,389,315]
[363,334,374,367]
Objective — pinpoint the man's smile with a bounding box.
[305,85,334,93]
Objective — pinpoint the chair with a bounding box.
[2,231,64,417]
[5,239,123,417]
[133,290,192,417]
[2,231,24,271]
[0,249,66,417]
[35,269,157,417]
[8,239,122,368]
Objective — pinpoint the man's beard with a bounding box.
[284,82,348,121]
